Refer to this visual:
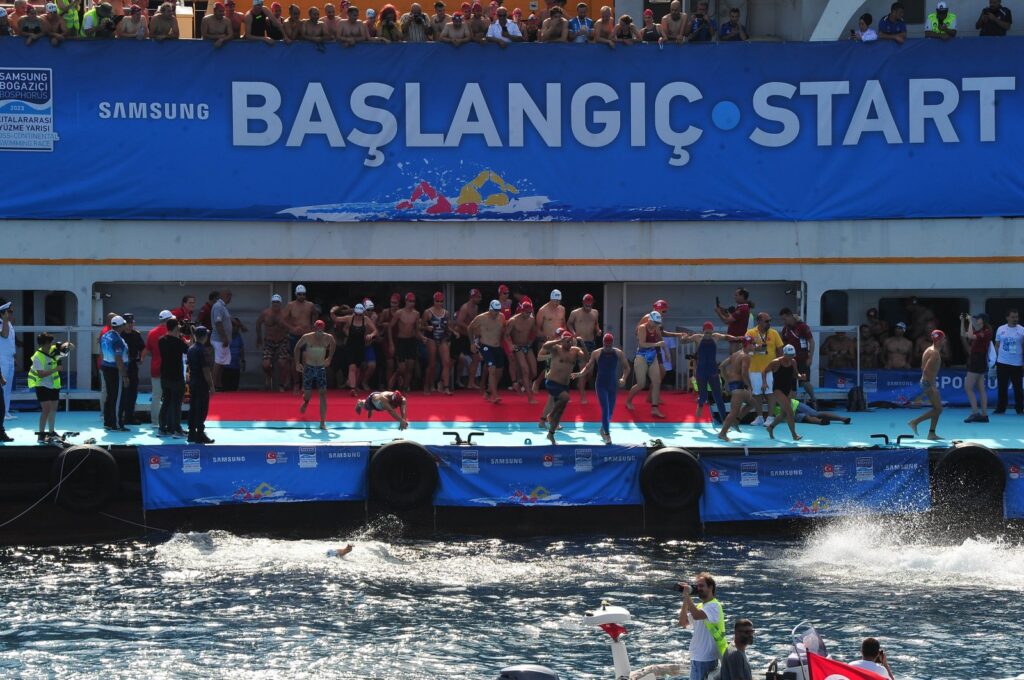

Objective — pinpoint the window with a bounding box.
[820,290,848,326]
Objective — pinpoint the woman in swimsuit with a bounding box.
[421,292,454,396]
[614,13,639,44]
[640,8,662,42]
[338,303,377,396]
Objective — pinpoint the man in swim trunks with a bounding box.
[257,293,291,391]
[469,300,507,403]
[572,332,630,445]
[761,345,803,441]
[294,320,336,430]
[285,284,318,393]
[538,330,584,443]
[567,293,601,405]
[377,293,401,390]
[496,284,521,391]
[717,337,755,442]
[505,301,538,404]
[337,3,370,44]
[532,289,566,393]
[390,293,427,392]
[454,289,482,389]
[355,390,409,430]
[909,329,945,440]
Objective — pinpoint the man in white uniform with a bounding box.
[0,301,17,419]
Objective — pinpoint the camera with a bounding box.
[413,14,424,23]
[675,582,696,593]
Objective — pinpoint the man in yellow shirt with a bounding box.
[744,312,783,427]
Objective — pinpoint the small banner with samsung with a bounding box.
[138,444,370,510]
[824,368,996,407]
[428,445,644,507]
[699,449,930,522]
[1003,452,1024,519]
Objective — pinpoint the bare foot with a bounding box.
[907,419,919,436]
[527,396,538,405]
[792,433,802,441]
[538,418,547,429]
[652,409,666,419]
[467,382,479,390]
[300,400,309,414]
[546,430,556,445]
[491,395,502,404]
[350,389,358,397]
[927,431,943,440]
[319,422,327,431]
[767,424,776,440]
[718,432,730,442]
[625,400,635,411]
[841,417,851,424]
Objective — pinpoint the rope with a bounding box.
[97,511,172,534]
[0,450,91,530]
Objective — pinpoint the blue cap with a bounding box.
[194,325,209,336]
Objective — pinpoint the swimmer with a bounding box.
[908,329,945,440]
[294,320,336,431]
[572,333,630,445]
[504,301,538,404]
[469,300,508,404]
[538,331,584,443]
[421,292,454,395]
[327,544,354,557]
[762,345,803,441]
[717,337,755,442]
[355,390,409,430]
[567,293,601,405]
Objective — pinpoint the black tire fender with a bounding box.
[50,445,120,513]
[933,442,1005,507]
[640,447,704,511]
[368,440,438,510]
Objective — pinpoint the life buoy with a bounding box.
[933,442,1005,514]
[640,447,704,511]
[50,445,120,512]
[368,440,438,510]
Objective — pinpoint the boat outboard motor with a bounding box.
[765,621,828,680]
[583,602,633,680]
[496,664,559,679]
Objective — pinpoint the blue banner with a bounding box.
[1004,453,1024,519]
[699,449,930,522]
[824,368,996,406]
[429,445,644,507]
[138,444,369,510]
[2,39,1024,222]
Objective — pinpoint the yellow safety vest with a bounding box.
[926,11,956,32]
[697,597,727,657]
[27,349,61,390]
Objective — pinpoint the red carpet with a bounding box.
[206,390,710,424]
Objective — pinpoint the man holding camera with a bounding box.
[678,573,727,680]
[400,2,431,41]
[849,637,895,679]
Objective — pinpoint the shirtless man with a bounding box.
[538,331,585,443]
[866,307,889,341]
[41,3,67,44]
[439,9,470,43]
[454,289,482,388]
[909,330,946,440]
[859,325,882,369]
[883,322,913,369]
[201,2,233,46]
[322,2,340,38]
[467,1,489,41]
[717,337,756,442]
[469,300,507,403]
[390,293,428,392]
[593,4,615,47]
[285,284,318,392]
[115,3,147,38]
[539,4,567,40]
[337,4,369,44]
[378,294,402,388]
[532,289,566,393]
[505,301,538,404]
[283,3,303,41]
[660,0,686,43]
[914,320,952,367]
[821,330,855,370]
[225,0,245,37]
[303,6,328,43]
[430,0,448,37]
[150,2,180,40]
[294,320,336,431]
[256,294,291,391]
[567,293,601,404]
[497,285,520,390]
[355,390,409,430]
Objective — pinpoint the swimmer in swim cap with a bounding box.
[355,390,409,430]
[294,320,336,430]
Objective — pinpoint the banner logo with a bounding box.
[0,68,59,152]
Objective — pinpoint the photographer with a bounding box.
[28,333,72,445]
[849,637,895,679]
[400,2,431,41]
[377,4,402,42]
[83,2,118,39]
[685,0,716,42]
[677,573,727,680]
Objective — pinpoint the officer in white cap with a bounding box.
[100,316,131,431]
[926,0,957,39]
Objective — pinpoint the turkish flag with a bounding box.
[807,652,886,680]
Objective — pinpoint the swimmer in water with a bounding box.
[327,544,354,557]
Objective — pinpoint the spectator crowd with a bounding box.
[2,0,1016,45]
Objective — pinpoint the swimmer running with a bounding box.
[571,332,630,445]
[538,330,584,444]
[355,390,409,430]
[294,320,336,430]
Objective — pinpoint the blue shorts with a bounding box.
[480,344,506,369]
[302,365,327,391]
[636,348,658,365]
[728,380,747,391]
[583,340,596,353]
[545,379,569,397]
[364,346,376,363]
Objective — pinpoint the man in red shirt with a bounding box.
[780,307,817,406]
[171,295,196,327]
[142,310,176,429]
[715,287,752,354]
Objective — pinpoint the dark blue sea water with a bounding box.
[1,517,1022,679]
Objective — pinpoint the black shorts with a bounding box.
[796,358,810,380]
[479,344,506,369]
[453,334,471,357]
[967,352,988,374]
[35,386,60,402]
[396,337,418,361]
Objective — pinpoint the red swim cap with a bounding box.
[931,329,946,340]
[390,293,401,303]
[405,292,416,302]
[390,390,405,404]
[433,292,444,303]
[603,332,614,345]
[314,320,325,331]
[498,284,509,294]
[521,301,533,312]
[703,321,714,331]
[561,330,574,340]
[654,299,669,313]
[583,293,594,304]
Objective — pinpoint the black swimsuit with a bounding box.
[642,24,659,41]
[773,363,796,395]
